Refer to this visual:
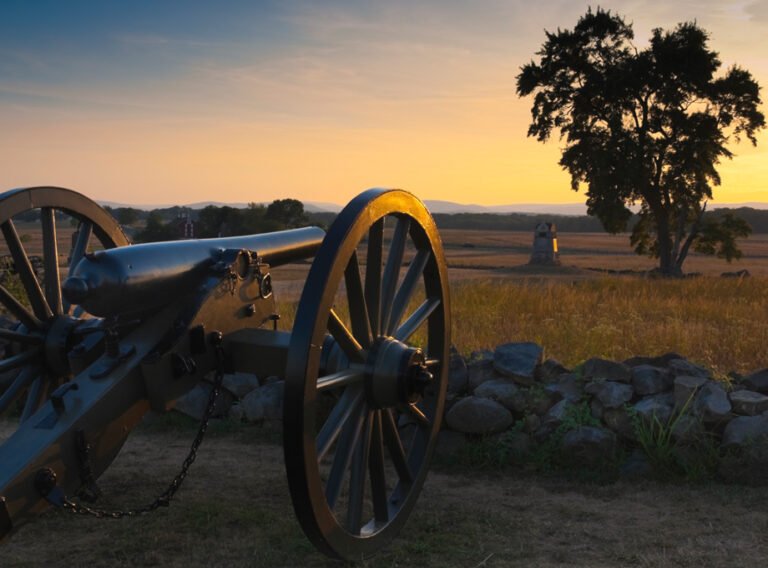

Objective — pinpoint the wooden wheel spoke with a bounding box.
[1,219,52,319]
[63,221,92,314]
[327,309,365,364]
[365,219,383,336]
[317,387,364,462]
[401,403,431,429]
[380,217,410,334]
[68,221,92,277]
[394,297,441,342]
[41,207,63,315]
[369,410,389,524]
[387,248,430,336]
[325,403,365,511]
[344,251,372,348]
[0,349,39,373]
[347,411,373,534]
[382,408,413,486]
[0,367,37,415]
[0,284,42,331]
[0,327,43,345]
[317,369,363,392]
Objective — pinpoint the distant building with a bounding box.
[177,213,198,239]
[529,221,560,265]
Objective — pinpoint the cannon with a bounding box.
[0,186,450,560]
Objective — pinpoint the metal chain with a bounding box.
[61,339,225,519]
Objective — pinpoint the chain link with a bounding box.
[61,341,226,518]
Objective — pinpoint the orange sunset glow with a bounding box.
[1,1,767,208]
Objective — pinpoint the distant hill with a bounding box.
[97,199,341,213]
[99,198,767,216]
[97,198,768,233]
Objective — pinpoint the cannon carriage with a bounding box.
[0,186,450,560]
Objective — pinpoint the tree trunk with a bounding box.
[654,208,676,276]
[672,202,707,275]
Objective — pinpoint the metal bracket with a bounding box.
[90,343,136,379]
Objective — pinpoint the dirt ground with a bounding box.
[4,420,768,567]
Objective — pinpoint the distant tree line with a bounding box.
[105,199,311,243]
[425,208,768,234]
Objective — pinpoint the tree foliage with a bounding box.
[133,199,309,242]
[516,8,765,274]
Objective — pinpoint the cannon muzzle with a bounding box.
[63,226,325,317]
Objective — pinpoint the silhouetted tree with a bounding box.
[266,198,308,228]
[134,211,177,242]
[517,8,764,275]
[115,207,139,226]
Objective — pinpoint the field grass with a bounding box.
[273,275,768,376]
[448,276,768,375]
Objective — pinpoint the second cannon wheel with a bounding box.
[284,188,450,560]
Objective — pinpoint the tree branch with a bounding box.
[674,202,708,270]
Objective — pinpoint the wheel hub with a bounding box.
[365,337,432,408]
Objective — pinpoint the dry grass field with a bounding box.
[2,221,768,566]
[269,228,768,376]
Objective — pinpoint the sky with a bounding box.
[1,0,768,207]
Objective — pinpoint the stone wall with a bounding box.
[173,343,768,483]
[444,342,768,482]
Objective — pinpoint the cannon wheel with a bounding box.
[0,186,129,422]
[284,188,450,560]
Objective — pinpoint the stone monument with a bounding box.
[529,221,560,265]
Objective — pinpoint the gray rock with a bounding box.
[633,393,676,424]
[228,403,245,422]
[590,399,605,420]
[674,375,709,408]
[493,342,544,386]
[729,390,768,416]
[509,389,530,414]
[743,369,768,394]
[499,431,533,457]
[527,388,559,416]
[174,383,234,420]
[722,414,768,449]
[474,379,520,412]
[537,358,570,383]
[603,407,636,441]
[467,352,497,392]
[221,372,261,399]
[445,396,514,434]
[584,381,634,409]
[561,426,616,466]
[668,358,710,379]
[623,352,682,368]
[523,413,541,434]
[694,382,732,425]
[448,347,469,394]
[671,414,705,443]
[241,381,284,422]
[582,358,631,383]
[545,374,582,403]
[535,399,571,440]
[631,365,671,396]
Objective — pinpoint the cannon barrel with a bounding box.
[62,226,325,317]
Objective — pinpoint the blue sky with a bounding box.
[1,1,767,206]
